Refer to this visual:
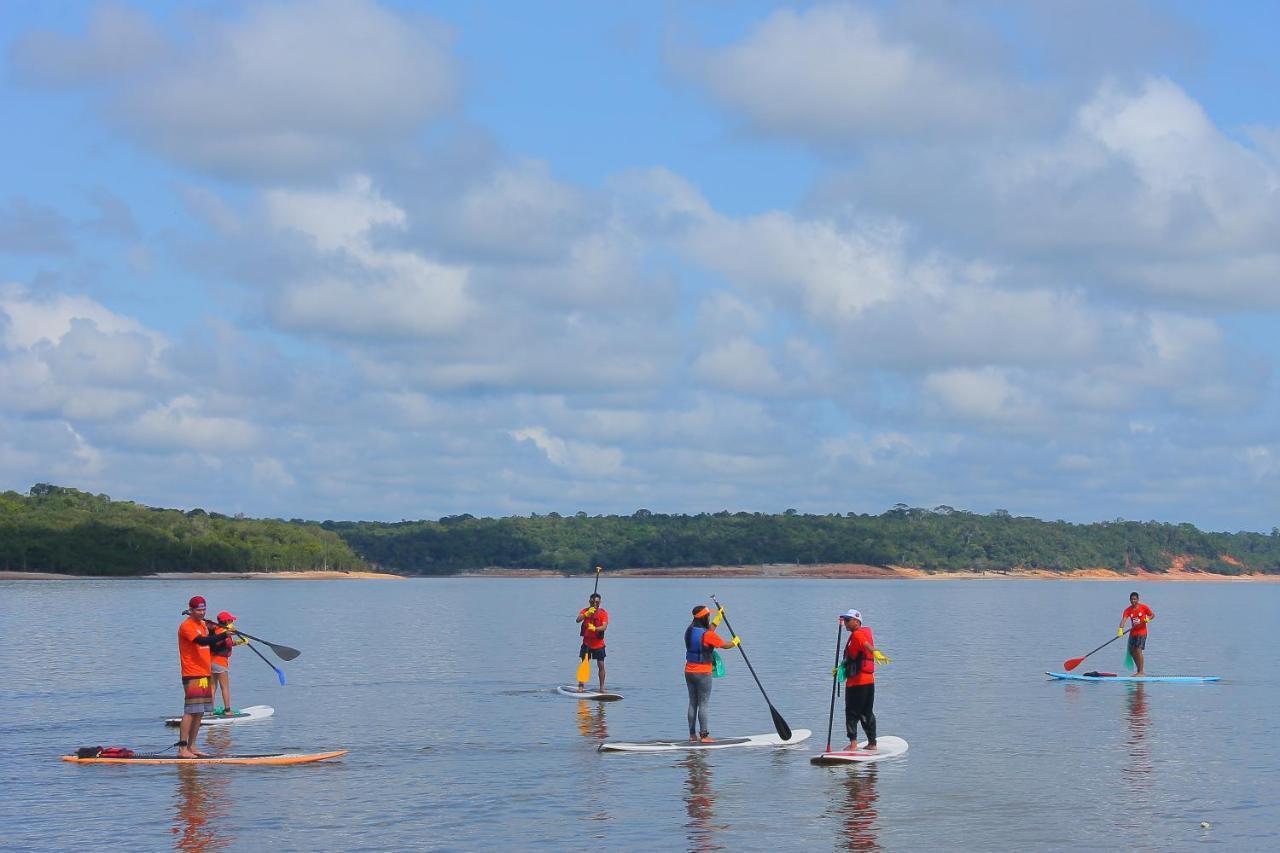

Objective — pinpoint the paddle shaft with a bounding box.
[824,619,843,753]
[1065,628,1129,670]
[243,640,287,685]
[709,595,792,741]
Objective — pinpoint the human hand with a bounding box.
[1117,627,1125,637]
[585,607,597,616]
[873,650,891,665]
[730,636,741,647]
[711,608,724,627]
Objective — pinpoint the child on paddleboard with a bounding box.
[840,609,890,752]
[685,604,736,743]
[209,611,248,715]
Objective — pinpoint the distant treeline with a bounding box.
[5,486,1279,577]
[326,504,1280,576]
[1,485,364,575]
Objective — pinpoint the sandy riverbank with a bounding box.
[458,563,1280,581]
[0,570,404,581]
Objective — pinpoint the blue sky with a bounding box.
[2,1,1279,530]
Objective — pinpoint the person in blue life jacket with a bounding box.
[684,604,737,743]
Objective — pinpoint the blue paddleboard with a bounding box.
[1046,671,1220,683]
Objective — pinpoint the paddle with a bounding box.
[822,618,843,753]
[1063,627,1129,671]
[709,594,792,741]
[204,622,301,661]
[243,640,287,686]
[575,565,604,684]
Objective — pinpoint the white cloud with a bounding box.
[510,426,624,477]
[126,396,260,454]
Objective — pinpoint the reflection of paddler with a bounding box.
[172,764,231,852]
[575,593,609,692]
[685,604,736,743]
[576,701,609,740]
[837,764,881,851]
[680,751,723,852]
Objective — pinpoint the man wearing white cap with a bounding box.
[840,609,889,751]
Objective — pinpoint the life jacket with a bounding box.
[844,629,875,680]
[685,626,714,664]
[210,627,234,660]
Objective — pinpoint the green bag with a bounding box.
[712,650,725,678]
[836,662,847,682]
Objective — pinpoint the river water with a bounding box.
[1,577,1275,851]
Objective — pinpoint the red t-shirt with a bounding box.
[845,626,876,687]
[178,618,212,678]
[1122,604,1154,636]
[579,607,608,650]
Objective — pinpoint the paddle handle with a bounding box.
[591,565,602,596]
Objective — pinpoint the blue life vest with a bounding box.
[685,626,713,664]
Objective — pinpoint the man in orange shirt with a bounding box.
[177,596,218,758]
[575,592,609,692]
[1118,591,1155,676]
[841,609,888,751]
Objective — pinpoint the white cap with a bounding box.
[841,609,863,621]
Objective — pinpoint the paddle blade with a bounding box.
[274,666,287,686]
[769,705,793,742]
[1063,656,1086,671]
[575,655,590,683]
[266,643,301,661]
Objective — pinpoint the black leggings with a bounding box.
[845,683,876,744]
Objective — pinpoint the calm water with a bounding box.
[1,577,1276,851]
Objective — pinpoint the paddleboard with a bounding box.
[164,705,274,726]
[599,728,811,753]
[810,735,908,765]
[62,749,347,766]
[557,685,623,701]
[1046,672,1220,683]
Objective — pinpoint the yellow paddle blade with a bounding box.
[575,654,591,683]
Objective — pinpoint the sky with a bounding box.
[2,1,1279,530]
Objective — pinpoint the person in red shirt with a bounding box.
[684,604,736,743]
[841,609,889,751]
[575,593,609,692]
[177,596,218,758]
[1118,591,1155,676]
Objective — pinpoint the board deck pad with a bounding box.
[62,749,347,766]
[164,705,274,726]
[1046,671,1220,683]
[811,735,909,765]
[600,729,811,753]
[557,685,623,701]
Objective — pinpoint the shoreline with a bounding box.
[0,570,404,581]
[456,563,1280,581]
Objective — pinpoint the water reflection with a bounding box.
[679,751,726,852]
[575,701,609,741]
[834,764,881,851]
[1124,684,1151,779]
[171,766,231,851]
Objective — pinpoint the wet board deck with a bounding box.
[810,736,909,765]
[1046,671,1220,683]
[62,749,347,766]
[164,705,274,726]
[599,729,811,753]
[557,685,623,701]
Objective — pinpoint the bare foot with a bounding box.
[177,750,198,759]
[863,742,878,750]
[699,736,717,743]
[844,742,859,751]
[576,684,586,692]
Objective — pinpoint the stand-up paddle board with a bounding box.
[164,705,274,726]
[62,749,346,766]
[600,729,811,753]
[1046,671,1220,683]
[810,735,908,765]
[557,685,623,701]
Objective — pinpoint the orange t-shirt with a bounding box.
[178,618,212,678]
[845,626,876,687]
[579,607,609,650]
[1122,604,1154,636]
[684,627,729,674]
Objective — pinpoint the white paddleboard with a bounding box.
[164,705,274,727]
[600,728,811,753]
[557,685,623,701]
[810,735,908,765]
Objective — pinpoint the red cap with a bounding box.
[216,611,236,624]
[188,596,207,609]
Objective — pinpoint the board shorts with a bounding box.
[1128,634,1147,650]
[579,644,606,661]
[182,676,215,714]
[211,662,229,674]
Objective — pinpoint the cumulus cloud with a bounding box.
[510,426,624,477]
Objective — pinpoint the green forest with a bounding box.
[0,485,364,575]
[4,486,1279,577]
